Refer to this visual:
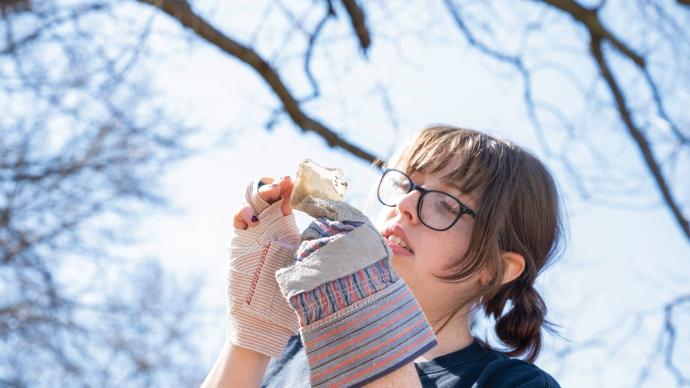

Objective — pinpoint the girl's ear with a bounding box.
[499,251,525,285]
[477,252,526,286]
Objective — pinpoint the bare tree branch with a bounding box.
[0,3,206,383]
[341,0,371,54]
[443,0,598,206]
[539,0,689,144]
[590,37,688,240]
[303,0,336,102]
[535,0,690,241]
[540,0,644,65]
[661,294,690,386]
[635,294,690,387]
[0,0,30,15]
[441,1,689,242]
[139,0,384,167]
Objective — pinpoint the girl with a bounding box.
[203,125,563,387]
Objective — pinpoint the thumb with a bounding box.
[280,176,293,216]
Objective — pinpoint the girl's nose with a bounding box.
[396,189,421,225]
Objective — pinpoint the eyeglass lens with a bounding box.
[378,170,463,230]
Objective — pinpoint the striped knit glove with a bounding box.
[276,197,437,387]
[227,180,301,357]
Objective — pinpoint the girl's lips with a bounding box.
[382,223,414,253]
[386,239,414,256]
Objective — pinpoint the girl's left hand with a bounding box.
[233,176,293,230]
[226,177,302,358]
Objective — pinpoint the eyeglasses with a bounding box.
[377,168,477,231]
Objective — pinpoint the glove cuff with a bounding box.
[298,279,437,387]
[285,258,397,326]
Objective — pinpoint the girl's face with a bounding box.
[379,168,483,324]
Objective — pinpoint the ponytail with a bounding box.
[485,284,550,362]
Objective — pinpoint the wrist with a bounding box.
[228,312,294,358]
[204,341,271,388]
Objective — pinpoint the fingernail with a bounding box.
[251,215,259,223]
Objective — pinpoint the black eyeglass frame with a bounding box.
[377,168,477,231]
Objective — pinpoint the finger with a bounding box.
[280,176,293,216]
[258,177,274,186]
[233,216,248,230]
[258,181,283,204]
[233,206,259,230]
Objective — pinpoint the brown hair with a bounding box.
[386,124,565,362]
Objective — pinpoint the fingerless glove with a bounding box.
[227,180,301,357]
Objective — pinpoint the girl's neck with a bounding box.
[414,311,474,362]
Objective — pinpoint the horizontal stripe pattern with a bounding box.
[227,241,300,356]
[228,205,301,357]
[227,306,294,357]
[300,279,437,387]
[288,258,398,325]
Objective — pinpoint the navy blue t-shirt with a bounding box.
[261,335,560,387]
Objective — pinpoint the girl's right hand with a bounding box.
[274,197,437,387]
[233,176,294,230]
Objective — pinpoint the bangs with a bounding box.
[388,126,507,201]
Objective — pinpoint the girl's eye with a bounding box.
[395,180,410,192]
[437,199,460,215]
